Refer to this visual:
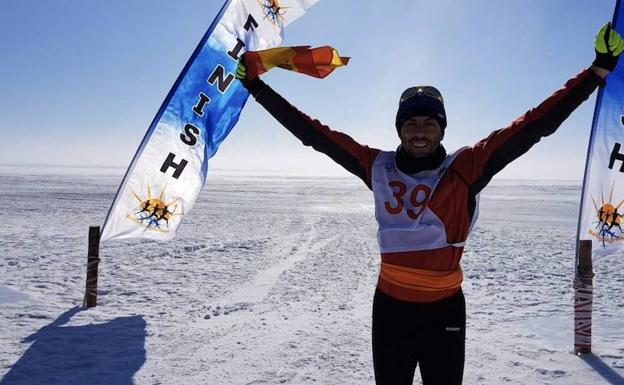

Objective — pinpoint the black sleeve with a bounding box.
[242,77,380,189]
[456,68,604,194]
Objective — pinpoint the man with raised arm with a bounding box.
[236,23,623,385]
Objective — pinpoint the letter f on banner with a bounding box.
[100,0,320,242]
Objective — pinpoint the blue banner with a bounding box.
[577,0,624,260]
[102,0,320,241]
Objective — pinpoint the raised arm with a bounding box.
[455,22,623,193]
[239,75,380,189]
[455,67,604,192]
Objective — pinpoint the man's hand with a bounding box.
[593,22,624,73]
[235,55,263,96]
[235,58,247,80]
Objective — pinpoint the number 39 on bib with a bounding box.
[384,181,432,220]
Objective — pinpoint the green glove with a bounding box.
[235,56,263,96]
[593,22,624,72]
[235,59,247,80]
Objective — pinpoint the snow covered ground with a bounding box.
[0,165,622,385]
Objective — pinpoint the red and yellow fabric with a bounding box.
[243,46,349,79]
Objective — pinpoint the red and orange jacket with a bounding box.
[244,68,604,302]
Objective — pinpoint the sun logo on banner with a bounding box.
[589,181,624,246]
[258,0,287,26]
[126,183,182,232]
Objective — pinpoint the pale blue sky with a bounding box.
[0,1,617,179]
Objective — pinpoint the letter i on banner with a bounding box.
[101,0,320,242]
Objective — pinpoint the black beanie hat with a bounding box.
[395,86,446,135]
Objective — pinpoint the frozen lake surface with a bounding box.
[0,166,622,384]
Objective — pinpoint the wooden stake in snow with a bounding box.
[83,226,101,308]
[574,240,593,354]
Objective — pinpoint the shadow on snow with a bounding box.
[581,353,624,385]
[0,307,146,385]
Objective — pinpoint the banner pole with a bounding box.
[574,240,594,354]
[83,226,101,308]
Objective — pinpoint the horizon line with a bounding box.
[0,163,584,183]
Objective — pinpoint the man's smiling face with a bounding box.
[399,116,444,158]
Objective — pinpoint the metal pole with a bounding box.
[574,240,594,354]
[83,226,101,308]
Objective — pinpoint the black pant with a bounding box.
[372,288,466,385]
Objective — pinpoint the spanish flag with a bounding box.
[243,46,349,79]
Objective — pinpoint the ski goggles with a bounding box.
[399,86,444,104]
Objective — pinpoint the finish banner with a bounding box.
[577,0,624,260]
[101,0,319,242]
